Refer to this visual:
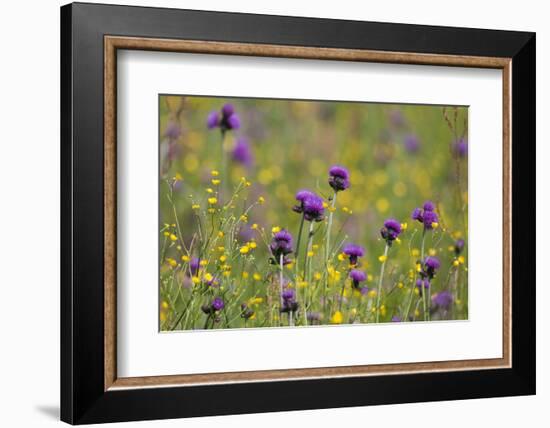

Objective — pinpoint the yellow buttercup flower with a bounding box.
[181,255,190,262]
[240,245,250,254]
[219,255,227,262]
[166,258,177,268]
[208,197,217,205]
[249,241,257,249]
[169,233,178,242]
[211,179,221,186]
[253,273,262,281]
[251,223,258,230]
[378,255,387,262]
[258,196,265,204]
[331,311,343,324]
[211,170,219,176]
[191,204,200,210]
[272,226,281,234]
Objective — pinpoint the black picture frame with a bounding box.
[61,2,535,424]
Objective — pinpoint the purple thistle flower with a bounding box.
[423,256,441,278]
[391,316,402,322]
[292,189,316,214]
[211,297,225,311]
[164,120,182,140]
[280,288,299,313]
[343,243,365,265]
[232,137,253,167]
[404,134,420,153]
[302,193,325,222]
[380,218,402,244]
[189,257,200,275]
[415,278,431,295]
[206,111,220,129]
[423,200,436,212]
[270,229,293,258]
[422,210,439,230]
[207,103,241,132]
[432,290,453,310]
[454,138,468,157]
[454,238,465,255]
[411,201,439,230]
[411,207,423,222]
[328,165,350,192]
[349,269,367,288]
[307,311,322,324]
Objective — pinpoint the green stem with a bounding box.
[302,222,314,325]
[375,244,389,323]
[294,214,305,274]
[420,229,427,321]
[220,131,228,203]
[325,192,337,262]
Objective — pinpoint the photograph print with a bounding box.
[159,95,469,331]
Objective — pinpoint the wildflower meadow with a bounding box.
[159,95,468,331]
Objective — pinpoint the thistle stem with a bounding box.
[325,192,337,262]
[279,253,284,309]
[302,222,314,325]
[420,229,427,321]
[220,131,228,202]
[294,214,305,274]
[375,244,389,323]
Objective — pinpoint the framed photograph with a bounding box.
[61,2,535,424]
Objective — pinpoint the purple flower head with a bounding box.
[307,311,322,324]
[207,103,241,132]
[282,288,295,301]
[292,189,316,214]
[411,201,438,230]
[328,165,350,192]
[389,109,406,128]
[422,210,439,230]
[349,269,367,288]
[232,137,253,167]
[343,243,365,265]
[454,238,465,255]
[240,303,255,320]
[423,200,436,212]
[404,134,420,153]
[206,111,220,129]
[415,278,431,295]
[391,316,402,322]
[432,290,453,310]
[380,218,402,244]
[164,120,182,140]
[423,256,441,278]
[189,257,200,275]
[280,288,299,313]
[222,103,235,116]
[302,193,325,222]
[411,207,423,222]
[454,138,468,157]
[211,297,225,311]
[270,229,293,258]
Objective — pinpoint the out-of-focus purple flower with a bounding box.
[404,134,420,153]
[391,316,402,322]
[164,120,182,140]
[211,297,224,311]
[343,243,365,265]
[423,256,441,278]
[189,257,200,275]
[207,103,241,132]
[307,311,322,324]
[302,193,325,222]
[423,200,435,212]
[454,138,468,157]
[328,165,350,192]
[432,290,453,310]
[281,288,299,313]
[380,218,402,244]
[270,229,293,259]
[389,109,406,128]
[232,137,253,166]
[240,303,255,320]
[411,201,439,230]
[207,111,220,129]
[349,269,367,288]
[454,238,465,255]
[415,278,431,295]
